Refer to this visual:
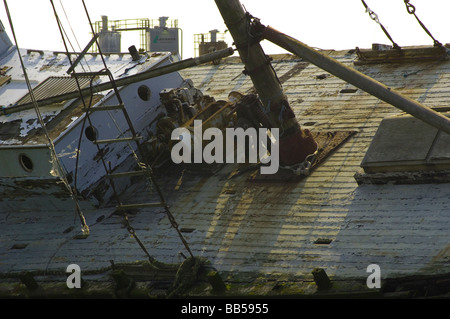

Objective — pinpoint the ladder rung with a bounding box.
[83,104,124,112]
[117,203,165,210]
[107,169,151,179]
[93,136,142,144]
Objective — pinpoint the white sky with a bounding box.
[1,0,449,58]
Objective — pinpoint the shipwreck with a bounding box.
[0,0,449,299]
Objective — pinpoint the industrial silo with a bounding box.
[98,16,121,53]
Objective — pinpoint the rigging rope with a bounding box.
[58,0,84,52]
[51,0,167,266]
[360,0,402,51]
[403,0,442,47]
[83,0,195,261]
[50,1,90,73]
[50,0,98,211]
[3,0,89,235]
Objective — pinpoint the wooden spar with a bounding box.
[214,0,318,166]
[260,24,450,135]
[3,47,235,115]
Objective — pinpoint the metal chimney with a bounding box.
[159,16,169,29]
[101,16,108,32]
[210,29,219,43]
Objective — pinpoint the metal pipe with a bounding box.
[261,25,450,135]
[3,47,235,115]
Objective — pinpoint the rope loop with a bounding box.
[361,0,402,52]
[404,1,416,14]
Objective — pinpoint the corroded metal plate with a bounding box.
[246,130,357,182]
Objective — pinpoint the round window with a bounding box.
[138,85,151,101]
[85,126,98,142]
[19,154,34,172]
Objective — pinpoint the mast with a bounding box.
[214,0,318,166]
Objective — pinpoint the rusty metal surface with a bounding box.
[355,45,449,65]
[247,130,356,182]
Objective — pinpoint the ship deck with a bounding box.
[1,48,450,298]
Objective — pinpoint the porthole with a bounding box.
[138,85,151,101]
[85,126,98,142]
[19,154,34,172]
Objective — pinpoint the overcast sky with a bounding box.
[1,0,449,58]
